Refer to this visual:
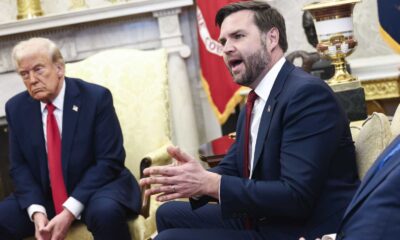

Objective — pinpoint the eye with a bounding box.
[234,33,245,40]
[34,66,44,74]
[219,39,226,47]
[19,71,29,80]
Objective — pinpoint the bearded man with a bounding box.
[140,1,359,239]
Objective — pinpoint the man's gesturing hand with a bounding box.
[139,146,221,202]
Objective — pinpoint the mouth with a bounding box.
[31,88,43,95]
[228,59,244,74]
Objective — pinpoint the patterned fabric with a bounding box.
[53,48,172,240]
[66,48,171,179]
[243,90,258,178]
[391,104,400,138]
[354,113,392,179]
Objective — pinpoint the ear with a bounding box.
[55,62,65,78]
[266,27,280,52]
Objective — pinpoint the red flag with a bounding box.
[197,0,247,124]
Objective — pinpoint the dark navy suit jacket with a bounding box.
[336,135,400,240]
[192,61,359,239]
[5,77,141,215]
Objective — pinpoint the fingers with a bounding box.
[143,187,179,202]
[139,173,178,189]
[167,146,194,164]
[144,184,177,196]
[142,146,196,178]
[142,164,178,177]
[155,191,182,202]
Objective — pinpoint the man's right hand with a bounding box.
[33,212,51,240]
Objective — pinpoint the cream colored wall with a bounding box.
[268,0,396,58]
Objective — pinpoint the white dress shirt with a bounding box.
[27,79,84,220]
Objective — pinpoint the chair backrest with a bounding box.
[66,49,171,179]
[350,112,393,179]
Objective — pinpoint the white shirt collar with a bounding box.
[254,57,286,101]
[40,79,66,113]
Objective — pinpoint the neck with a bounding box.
[249,50,284,89]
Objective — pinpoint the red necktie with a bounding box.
[46,103,68,214]
[243,90,258,178]
[243,90,258,230]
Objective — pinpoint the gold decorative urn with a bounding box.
[17,0,43,20]
[303,0,361,85]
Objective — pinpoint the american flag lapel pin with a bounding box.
[72,105,79,112]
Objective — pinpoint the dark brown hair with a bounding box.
[215,1,288,52]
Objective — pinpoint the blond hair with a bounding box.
[12,37,65,68]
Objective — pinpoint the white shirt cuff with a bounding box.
[322,233,337,240]
[27,204,47,221]
[63,197,84,220]
[218,177,221,203]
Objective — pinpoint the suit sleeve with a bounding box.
[219,82,346,219]
[6,103,47,209]
[70,88,126,204]
[190,111,245,209]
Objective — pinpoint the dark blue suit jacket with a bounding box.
[336,135,400,240]
[193,61,359,239]
[5,77,141,215]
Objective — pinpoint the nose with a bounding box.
[28,71,38,84]
[222,40,235,55]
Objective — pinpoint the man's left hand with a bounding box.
[41,209,75,240]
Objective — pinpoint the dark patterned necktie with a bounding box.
[243,90,258,178]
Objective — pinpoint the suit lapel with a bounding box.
[61,78,81,187]
[25,97,50,192]
[252,61,295,174]
[343,136,400,219]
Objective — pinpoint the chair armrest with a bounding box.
[139,142,172,218]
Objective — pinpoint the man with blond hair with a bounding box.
[0,37,140,240]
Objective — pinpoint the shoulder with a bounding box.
[5,90,31,112]
[283,66,334,97]
[66,77,109,93]
[65,76,112,100]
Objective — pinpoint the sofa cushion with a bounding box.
[391,104,400,138]
[355,113,392,179]
[349,120,364,142]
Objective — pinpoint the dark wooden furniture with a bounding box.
[198,133,235,168]
[0,123,13,200]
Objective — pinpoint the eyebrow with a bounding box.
[218,30,245,44]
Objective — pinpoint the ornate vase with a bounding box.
[17,0,43,20]
[303,0,361,85]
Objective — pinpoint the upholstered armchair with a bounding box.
[350,104,400,179]
[27,48,173,240]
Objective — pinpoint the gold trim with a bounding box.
[361,77,400,101]
[200,71,247,125]
[70,0,87,10]
[379,26,400,54]
[303,0,361,11]
[17,0,43,20]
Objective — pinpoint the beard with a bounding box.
[230,39,270,87]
